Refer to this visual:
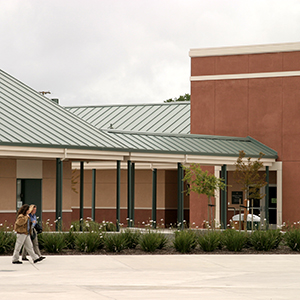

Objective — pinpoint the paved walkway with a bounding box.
[1,254,300,300]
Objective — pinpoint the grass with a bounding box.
[104,233,127,252]
[0,231,16,254]
[39,232,66,253]
[250,229,282,251]
[222,229,248,252]
[284,228,300,251]
[198,230,221,252]
[173,230,197,253]
[74,232,104,252]
[140,231,168,252]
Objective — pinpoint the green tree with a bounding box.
[164,93,190,103]
[183,164,226,229]
[233,150,267,230]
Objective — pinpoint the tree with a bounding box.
[233,150,267,230]
[183,164,226,229]
[164,93,190,103]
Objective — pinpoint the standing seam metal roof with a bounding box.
[104,130,278,158]
[0,69,277,160]
[65,102,190,134]
[0,69,125,149]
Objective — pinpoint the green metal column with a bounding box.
[80,161,84,231]
[92,169,96,222]
[55,158,63,231]
[131,162,135,226]
[177,163,184,229]
[265,166,269,228]
[181,164,184,229]
[152,168,157,229]
[116,161,121,231]
[221,165,227,229]
[127,160,132,227]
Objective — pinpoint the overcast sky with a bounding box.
[1,0,300,106]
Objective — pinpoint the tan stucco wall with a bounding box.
[71,169,169,210]
[0,158,16,210]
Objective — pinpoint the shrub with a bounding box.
[75,232,104,252]
[122,229,140,249]
[70,219,102,232]
[250,229,282,251]
[157,233,168,250]
[64,231,76,249]
[140,231,167,252]
[104,233,127,252]
[284,228,300,252]
[173,230,197,253]
[0,231,16,254]
[198,231,221,252]
[39,233,66,253]
[100,221,117,232]
[222,229,248,252]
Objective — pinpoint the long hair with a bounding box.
[17,204,29,216]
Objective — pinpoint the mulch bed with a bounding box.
[35,244,299,256]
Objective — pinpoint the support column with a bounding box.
[152,168,157,229]
[177,163,184,229]
[221,164,227,229]
[214,166,221,226]
[116,161,121,231]
[131,163,135,226]
[56,158,63,231]
[92,169,96,222]
[276,162,282,226]
[265,166,269,227]
[80,161,84,231]
[127,160,132,227]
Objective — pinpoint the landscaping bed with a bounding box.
[2,222,300,256]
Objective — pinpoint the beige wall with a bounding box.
[0,158,73,226]
[71,169,172,210]
[0,158,16,210]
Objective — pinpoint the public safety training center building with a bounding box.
[1,41,300,229]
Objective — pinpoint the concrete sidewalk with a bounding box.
[1,254,300,300]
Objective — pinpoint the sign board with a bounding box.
[232,191,243,205]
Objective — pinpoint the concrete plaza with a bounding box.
[1,254,300,300]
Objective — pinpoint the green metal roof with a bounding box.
[105,130,278,158]
[0,69,277,160]
[0,69,124,150]
[65,102,190,134]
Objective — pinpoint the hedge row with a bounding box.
[2,228,300,254]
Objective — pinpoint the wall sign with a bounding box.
[232,191,243,205]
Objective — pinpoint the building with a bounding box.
[190,41,300,226]
[1,41,285,229]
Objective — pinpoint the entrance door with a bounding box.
[16,179,42,221]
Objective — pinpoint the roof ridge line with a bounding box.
[65,102,190,109]
[104,129,250,141]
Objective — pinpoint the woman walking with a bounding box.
[22,204,45,261]
[12,204,43,264]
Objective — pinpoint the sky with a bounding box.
[1,0,300,107]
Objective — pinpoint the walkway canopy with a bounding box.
[0,68,281,227]
[0,68,277,165]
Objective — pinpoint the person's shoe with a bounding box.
[22,257,29,261]
[33,257,43,263]
[12,261,22,264]
[39,256,46,260]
